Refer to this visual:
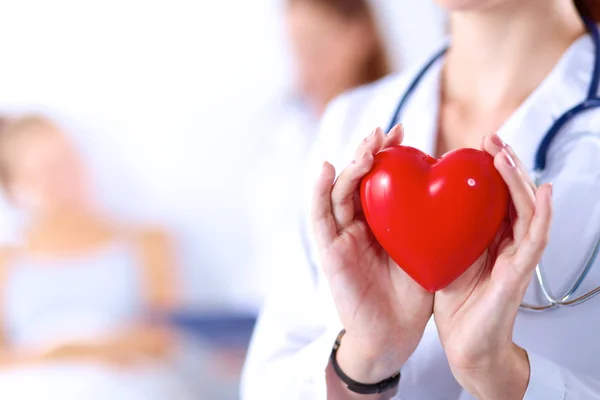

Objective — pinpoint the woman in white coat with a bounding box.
[246,0,392,306]
[243,0,600,399]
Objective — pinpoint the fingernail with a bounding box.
[505,145,517,159]
[492,134,506,148]
[503,149,516,168]
[548,182,553,195]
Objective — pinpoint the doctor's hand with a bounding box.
[433,134,553,400]
[312,125,433,386]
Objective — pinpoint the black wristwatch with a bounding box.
[330,329,401,395]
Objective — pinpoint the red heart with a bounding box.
[360,146,509,292]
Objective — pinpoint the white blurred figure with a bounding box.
[0,115,197,400]
[247,0,393,297]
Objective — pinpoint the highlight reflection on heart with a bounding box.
[360,146,509,292]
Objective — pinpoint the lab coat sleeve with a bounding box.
[523,129,600,400]
[524,352,600,399]
[240,95,351,400]
[239,259,342,400]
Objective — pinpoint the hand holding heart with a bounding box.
[434,135,552,400]
[312,126,553,397]
[312,125,434,385]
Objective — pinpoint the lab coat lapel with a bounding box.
[504,34,596,305]
[497,35,595,173]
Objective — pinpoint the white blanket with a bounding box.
[0,362,199,400]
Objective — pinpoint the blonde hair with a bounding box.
[1,114,59,136]
[0,114,61,187]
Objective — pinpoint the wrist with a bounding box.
[335,331,410,384]
[459,344,530,400]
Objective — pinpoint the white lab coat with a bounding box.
[245,97,320,304]
[242,32,600,400]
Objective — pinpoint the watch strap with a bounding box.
[330,329,401,395]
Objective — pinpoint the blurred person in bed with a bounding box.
[247,0,393,299]
[0,114,197,400]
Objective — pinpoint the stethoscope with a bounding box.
[387,16,600,312]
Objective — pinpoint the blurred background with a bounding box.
[0,0,446,398]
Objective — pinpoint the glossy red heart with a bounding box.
[360,146,509,292]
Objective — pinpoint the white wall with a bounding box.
[0,0,446,312]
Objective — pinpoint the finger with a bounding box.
[484,134,536,193]
[513,183,553,276]
[331,152,374,229]
[345,128,387,215]
[337,125,399,224]
[505,145,537,193]
[383,124,404,148]
[310,162,338,246]
[494,148,536,243]
[482,133,505,157]
[354,127,385,161]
